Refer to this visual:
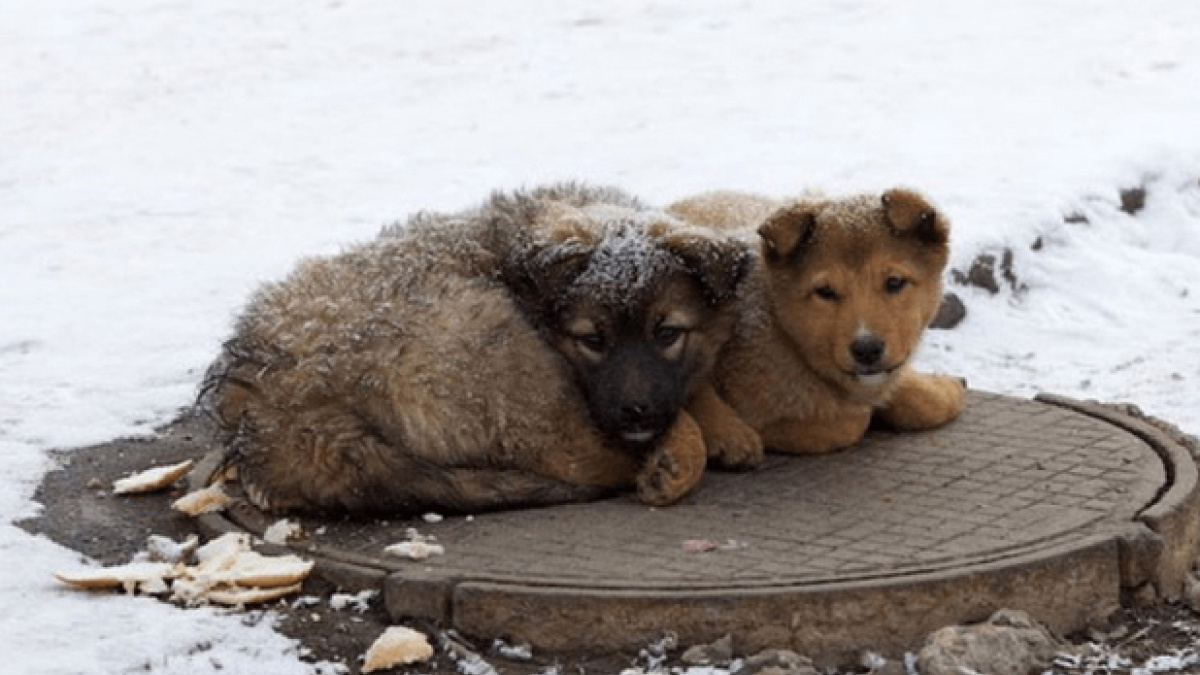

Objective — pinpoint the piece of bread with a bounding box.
[206,551,314,588]
[145,534,200,564]
[194,532,252,571]
[54,561,178,594]
[204,583,302,607]
[362,626,434,673]
[262,518,301,545]
[384,540,444,560]
[172,483,232,516]
[112,459,195,494]
[56,530,312,608]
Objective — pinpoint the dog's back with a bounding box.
[203,188,629,513]
[667,191,780,234]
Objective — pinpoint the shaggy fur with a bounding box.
[201,184,750,514]
[668,188,965,461]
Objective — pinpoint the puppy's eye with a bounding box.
[576,333,607,354]
[884,276,909,294]
[654,326,684,349]
[813,284,840,301]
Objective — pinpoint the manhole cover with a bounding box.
[189,391,1198,661]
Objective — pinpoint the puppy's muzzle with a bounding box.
[617,402,671,446]
[850,335,886,369]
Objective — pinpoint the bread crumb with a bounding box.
[384,540,445,560]
[262,518,301,545]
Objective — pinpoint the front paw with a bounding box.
[707,416,765,470]
[933,373,968,423]
[880,372,966,430]
[637,444,704,506]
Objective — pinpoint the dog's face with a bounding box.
[757,189,950,402]
[510,208,749,450]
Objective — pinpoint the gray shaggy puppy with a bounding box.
[201,184,751,514]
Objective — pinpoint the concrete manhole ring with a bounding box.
[190,391,1200,661]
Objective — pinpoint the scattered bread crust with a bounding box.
[53,561,179,594]
[384,540,445,560]
[195,532,252,569]
[172,482,232,515]
[55,532,313,608]
[204,551,314,588]
[362,626,434,673]
[145,533,200,563]
[262,518,301,545]
[204,583,303,607]
[112,459,195,495]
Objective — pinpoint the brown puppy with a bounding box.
[201,184,749,514]
[669,188,965,461]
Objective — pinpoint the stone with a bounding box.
[952,253,1001,294]
[734,649,818,675]
[1119,186,1146,215]
[929,292,967,330]
[951,250,1021,296]
[917,609,1063,675]
[681,634,734,666]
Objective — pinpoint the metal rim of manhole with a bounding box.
[189,391,1200,662]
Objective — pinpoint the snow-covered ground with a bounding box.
[2,1,1199,672]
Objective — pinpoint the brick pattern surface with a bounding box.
[306,392,1164,588]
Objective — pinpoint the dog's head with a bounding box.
[509,205,751,450]
[756,188,950,401]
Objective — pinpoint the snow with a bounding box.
[1140,651,1200,674]
[328,589,377,614]
[1,0,1199,672]
[1055,642,1200,675]
[573,219,675,308]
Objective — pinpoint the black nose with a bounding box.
[621,402,649,423]
[850,335,885,367]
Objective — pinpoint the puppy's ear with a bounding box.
[530,241,593,288]
[663,232,752,306]
[757,203,820,263]
[882,188,949,246]
[506,225,598,315]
